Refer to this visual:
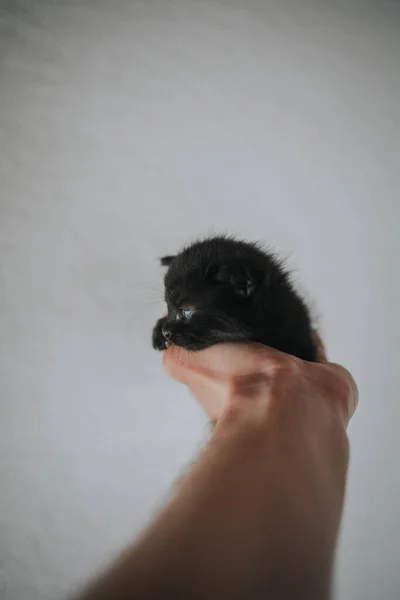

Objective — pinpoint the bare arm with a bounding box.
[77,342,357,600]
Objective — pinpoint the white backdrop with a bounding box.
[1,1,399,598]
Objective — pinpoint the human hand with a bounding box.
[163,338,358,428]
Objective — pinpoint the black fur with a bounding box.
[152,236,317,362]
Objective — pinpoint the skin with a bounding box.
[77,338,357,600]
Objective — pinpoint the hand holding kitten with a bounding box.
[163,339,358,428]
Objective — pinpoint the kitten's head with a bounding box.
[159,236,283,350]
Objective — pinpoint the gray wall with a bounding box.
[1,1,399,598]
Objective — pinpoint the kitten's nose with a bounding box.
[162,323,172,340]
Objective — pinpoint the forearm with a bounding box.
[77,388,349,600]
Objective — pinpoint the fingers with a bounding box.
[163,342,291,384]
[163,346,230,420]
[162,346,191,385]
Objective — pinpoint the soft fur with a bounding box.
[152,236,317,362]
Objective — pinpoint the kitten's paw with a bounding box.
[152,317,167,350]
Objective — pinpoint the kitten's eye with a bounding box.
[180,309,194,320]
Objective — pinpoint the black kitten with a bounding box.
[152,236,317,362]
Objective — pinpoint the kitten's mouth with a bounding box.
[166,325,252,352]
[166,335,221,352]
[165,333,208,351]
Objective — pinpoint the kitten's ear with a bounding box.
[160,255,176,267]
[211,264,256,297]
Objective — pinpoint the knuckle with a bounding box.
[227,373,267,398]
[265,354,301,379]
[226,353,303,396]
